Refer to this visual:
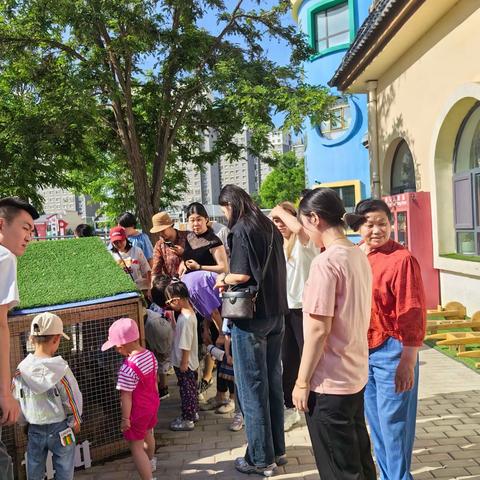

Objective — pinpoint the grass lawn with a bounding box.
[16,237,137,310]
[425,326,480,372]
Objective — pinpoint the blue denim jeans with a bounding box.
[232,314,285,467]
[27,420,76,480]
[0,427,14,480]
[365,337,419,480]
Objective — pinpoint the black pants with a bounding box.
[282,308,304,408]
[305,389,376,480]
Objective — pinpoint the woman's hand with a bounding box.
[121,418,131,432]
[395,347,418,393]
[214,274,227,293]
[179,362,188,373]
[292,383,309,413]
[226,354,233,366]
[185,259,200,271]
[169,244,184,256]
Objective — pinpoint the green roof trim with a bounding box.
[16,237,137,310]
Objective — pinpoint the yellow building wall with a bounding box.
[372,0,480,309]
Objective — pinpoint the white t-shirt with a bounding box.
[286,238,318,309]
[0,244,19,309]
[110,245,151,290]
[171,311,199,371]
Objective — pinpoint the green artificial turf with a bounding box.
[440,253,480,262]
[15,237,137,310]
[425,325,480,373]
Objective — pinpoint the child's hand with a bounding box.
[226,355,233,366]
[121,418,131,432]
[73,421,81,434]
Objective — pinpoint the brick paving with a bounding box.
[75,346,480,479]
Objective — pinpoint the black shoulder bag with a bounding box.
[221,226,274,320]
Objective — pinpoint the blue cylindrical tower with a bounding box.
[292,0,372,216]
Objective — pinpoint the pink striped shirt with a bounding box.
[116,349,158,392]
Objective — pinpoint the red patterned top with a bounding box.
[151,230,188,278]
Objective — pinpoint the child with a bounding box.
[101,317,159,480]
[165,281,199,431]
[13,312,82,480]
[145,275,174,399]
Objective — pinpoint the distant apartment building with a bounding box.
[39,188,98,221]
[257,129,292,185]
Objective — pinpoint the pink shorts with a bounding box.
[123,407,159,441]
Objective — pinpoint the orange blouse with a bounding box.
[366,240,426,349]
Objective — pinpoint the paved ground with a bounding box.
[76,346,480,479]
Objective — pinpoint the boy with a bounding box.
[13,312,82,480]
[0,196,38,480]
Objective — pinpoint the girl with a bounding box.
[270,201,318,432]
[292,188,376,480]
[165,281,199,431]
[101,317,159,480]
[109,226,151,299]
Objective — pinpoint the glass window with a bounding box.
[330,185,355,213]
[320,97,352,140]
[314,2,350,53]
[391,140,416,194]
[453,102,480,255]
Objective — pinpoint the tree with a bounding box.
[0,0,334,231]
[258,151,305,208]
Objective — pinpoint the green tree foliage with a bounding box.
[0,0,334,229]
[259,151,305,208]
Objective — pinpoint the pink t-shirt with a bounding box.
[302,244,372,395]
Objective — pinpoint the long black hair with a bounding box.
[218,184,271,231]
[299,188,364,230]
[186,202,209,220]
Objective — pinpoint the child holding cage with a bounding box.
[101,317,159,480]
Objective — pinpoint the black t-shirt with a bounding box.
[228,217,288,318]
[183,228,223,267]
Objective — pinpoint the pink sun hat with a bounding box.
[101,317,140,351]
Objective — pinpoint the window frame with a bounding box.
[390,139,417,195]
[319,96,352,139]
[307,0,355,59]
[453,102,480,255]
[314,179,362,217]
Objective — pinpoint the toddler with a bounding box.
[101,317,159,480]
[13,312,82,480]
[165,281,199,431]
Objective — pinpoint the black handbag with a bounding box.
[221,226,274,320]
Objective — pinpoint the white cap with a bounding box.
[30,312,70,340]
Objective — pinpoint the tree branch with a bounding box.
[0,36,88,62]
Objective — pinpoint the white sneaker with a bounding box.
[150,457,157,472]
[284,407,301,432]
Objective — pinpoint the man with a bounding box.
[150,212,187,279]
[117,212,154,267]
[0,197,38,479]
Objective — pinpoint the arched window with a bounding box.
[453,102,480,255]
[390,140,416,194]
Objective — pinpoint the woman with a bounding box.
[353,199,426,480]
[216,185,288,477]
[292,188,376,480]
[180,203,230,402]
[109,226,151,297]
[270,202,317,432]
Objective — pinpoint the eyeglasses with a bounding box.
[165,297,180,306]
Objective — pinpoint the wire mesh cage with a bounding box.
[5,295,144,480]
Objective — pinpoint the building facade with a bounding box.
[39,188,98,222]
[330,0,480,311]
[292,0,372,214]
